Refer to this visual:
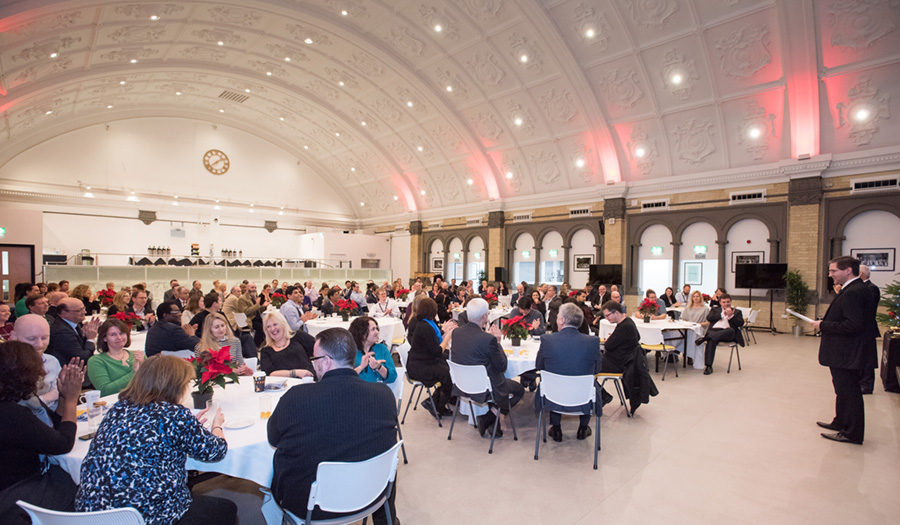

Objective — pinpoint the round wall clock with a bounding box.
[203,149,230,175]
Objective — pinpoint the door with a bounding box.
[0,244,35,302]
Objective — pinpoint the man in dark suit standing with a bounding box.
[534,302,601,441]
[268,328,399,524]
[695,293,744,375]
[811,256,877,445]
[858,265,881,394]
[450,298,525,437]
[542,286,563,332]
[47,297,101,367]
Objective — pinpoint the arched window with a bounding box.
[467,236,485,281]
[513,233,535,285]
[540,231,564,285]
[638,224,673,296]
[446,237,463,282]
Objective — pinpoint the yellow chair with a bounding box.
[641,343,679,380]
[594,372,631,418]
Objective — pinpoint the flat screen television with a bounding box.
[589,264,623,286]
[734,263,787,289]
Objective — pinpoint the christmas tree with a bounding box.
[875,280,900,332]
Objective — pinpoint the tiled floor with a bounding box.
[196,332,899,524]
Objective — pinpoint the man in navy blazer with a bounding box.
[144,301,200,357]
[696,294,744,375]
[47,298,101,367]
[534,302,602,441]
[857,265,881,395]
[450,298,525,437]
[811,256,878,445]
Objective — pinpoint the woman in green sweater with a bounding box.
[87,319,144,396]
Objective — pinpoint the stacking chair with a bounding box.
[727,342,742,373]
[595,372,631,418]
[742,310,759,345]
[233,312,249,330]
[446,361,518,454]
[395,343,443,427]
[281,441,403,525]
[641,343,679,380]
[15,501,145,525]
[533,371,601,469]
[384,374,409,464]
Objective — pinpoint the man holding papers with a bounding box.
[810,256,877,445]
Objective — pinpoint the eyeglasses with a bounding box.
[310,355,330,362]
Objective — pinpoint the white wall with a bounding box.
[679,221,719,296]
[843,210,900,291]
[389,232,411,282]
[466,235,485,281]
[513,232,535,284]
[638,224,673,295]
[446,237,464,282]
[569,228,595,289]
[540,231,564,284]
[726,218,770,296]
[427,238,443,273]
[321,233,392,270]
[0,203,43,276]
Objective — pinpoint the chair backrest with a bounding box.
[747,309,759,324]
[16,501,145,525]
[385,368,404,406]
[244,357,258,371]
[307,441,403,514]
[447,361,492,396]
[538,371,595,408]
[161,349,195,359]
[233,312,248,328]
[395,343,410,368]
[498,295,512,307]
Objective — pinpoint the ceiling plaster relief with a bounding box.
[115,4,184,19]
[389,142,415,167]
[348,52,385,78]
[598,68,645,109]
[570,143,594,184]
[457,0,504,19]
[285,24,333,46]
[155,83,198,95]
[248,60,287,77]
[509,34,543,73]
[323,0,370,19]
[624,0,679,28]
[324,67,361,90]
[420,5,460,41]
[11,37,82,63]
[466,53,506,87]
[737,100,776,159]
[409,132,435,160]
[396,88,429,115]
[626,126,658,175]
[385,27,425,57]
[435,69,469,100]
[539,88,577,123]
[100,48,160,62]
[530,150,562,186]
[506,101,536,136]
[264,44,310,62]
[471,112,504,142]
[827,0,897,50]
[191,29,247,46]
[432,125,466,153]
[350,108,379,131]
[14,57,74,84]
[573,3,611,50]
[434,171,462,203]
[208,6,262,27]
[837,77,891,146]
[502,155,524,194]
[715,25,772,79]
[10,11,83,36]
[374,99,404,123]
[465,166,485,199]
[659,49,699,101]
[108,25,167,44]
[672,117,717,165]
[179,46,227,62]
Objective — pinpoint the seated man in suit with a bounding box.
[450,298,525,437]
[162,279,179,303]
[47,297,101,367]
[510,283,525,307]
[534,302,602,441]
[508,296,546,336]
[144,301,200,357]
[127,289,156,332]
[695,293,744,375]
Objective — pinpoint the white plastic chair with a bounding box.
[534,371,601,469]
[161,349,195,359]
[15,501,145,525]
[742,310,759,345]
[282,441,403,525]
[384,372,408,464]
[396,342,443,427]
[244,357,258,371]
[233,312,249,329]
[446,361,518,454]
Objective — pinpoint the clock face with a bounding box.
[203,149,230,175]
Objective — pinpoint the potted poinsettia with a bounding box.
[336,299,358,322]
[188,346,240,409]
[397,288,411,301]
[482,292,499,308]
[270,292,287,308]
[98,288,116,307]
[110,311,142,331]
[637,298,658,323]
[501,315,530,347]
[701,293,711,303]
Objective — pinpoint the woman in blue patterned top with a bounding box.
[75,355,236,525]
[349,316,398,383]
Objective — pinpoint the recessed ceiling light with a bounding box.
[350,167,356,171]
[670,72,684,85]
[107,105,113,109]
[360,121,366,126]
[853,108,871,122]
[245,88,251,93]
[172,201,179,206]
[215,199,219,203]
[173,195,178,198]
[279,117,284,121]
[575,158,585,168]
[420,190,426,195]
[248,208,254,213]
[360,201,365,206]
[417,146,424,152]
[407,101,414,107]
[338,81,344,86]
[126,195,140,202]
[279,210,284,215]
[748,126,762,139]
[304,38,314,44]
[303,145,309,149]
[214,205,221,210]
[250,203,254,207]
[341,10,348,16]
[86,186,91,190]
[219,109,224,113]
[335,132,340,137]
[467,178,473,185]
[393,195,399,200]
[45,110,53,115]
[284,57,291,62]
[130,191,135,194]
[217,41,224,46]
[149,15,159,21]
[446,86,453,92]
[505,171,513,179]
[84,192,94,198]
[520,54,528,63]
[130,59,138,63]
[266,71,272,76]
[585,28,595,38]
[175,91,182,95]
[119,81,126,85]
[635,146,647,158]
[434,25,442,32]
[514,117,523,126]
[49,52,58,58]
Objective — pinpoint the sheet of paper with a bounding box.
[785,308,815,323]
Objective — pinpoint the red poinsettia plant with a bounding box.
[336,299,359,315]
[568,290,578,297]
[482,292,499,308]
[98,288,116,306]
[397,288,411,300]
[270,292,287,308]
[637,298,659,317]
[701,293,711,303]
[110,311,142,330]
[189,346,240,395]
[501,315,530,341]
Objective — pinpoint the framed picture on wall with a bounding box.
[851,248,895,272]
[431,257,444,271]
[731,251,764,273]
[574,255,593,271]
[683,262,702,286]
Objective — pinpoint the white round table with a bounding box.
[304,315,403,344]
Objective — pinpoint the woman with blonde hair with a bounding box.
[182,293,203,326]
[75,355,235,524]
[69,284,101,315]
[105,290,132,317]
[258,311,315,379]
[196,313,252,376]
[681,290,710,327]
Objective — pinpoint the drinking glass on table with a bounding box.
[205,399,220,429]
[259,395,272,419]
[88,401,106,432]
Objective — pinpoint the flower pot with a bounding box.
[643,315,651,323]
[511,337,521,347]
[792,325,803,338]
[191,391,213,410]
[341,311,350,322]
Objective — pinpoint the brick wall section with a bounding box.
[604,219,624,264]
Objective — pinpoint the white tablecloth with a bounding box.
[55,376,305,487]
[600,318,705,369]
[304,316,403,344]
[451,306,513,325]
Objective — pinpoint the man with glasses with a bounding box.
[145,302,200,358]
[47,297,101,368]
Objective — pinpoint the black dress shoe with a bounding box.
[820,432,862,445]
[436,405,453,417]
[548,425,562,442]
[695,337,709,346]
[816,421,841,431]
[576,425,592,440]
[703,366,712,375]
[477,412,496,437]
[601,389,614,407]
[420,398,437,418]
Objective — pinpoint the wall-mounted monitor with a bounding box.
[734,263,787,289]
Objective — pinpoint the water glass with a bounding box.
[88,402,104,432]
[259,395,272,419]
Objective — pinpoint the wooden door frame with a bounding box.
[0,243,36,283]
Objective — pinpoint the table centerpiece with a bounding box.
[188,346,240,409]
[336,299,359,322]
[501,314,530,347]
[637,299,658,323]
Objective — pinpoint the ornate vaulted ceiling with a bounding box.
[1,0,899,226]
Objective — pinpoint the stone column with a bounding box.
[787,176,824,295]
[487,211,505,283]
[671,241,682,287]
[562,244,571,285]
[461,249,468,282]
[533,242,541,285]
[603,198,626,265]
[409,221,423,280]
[716,239,728,289]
